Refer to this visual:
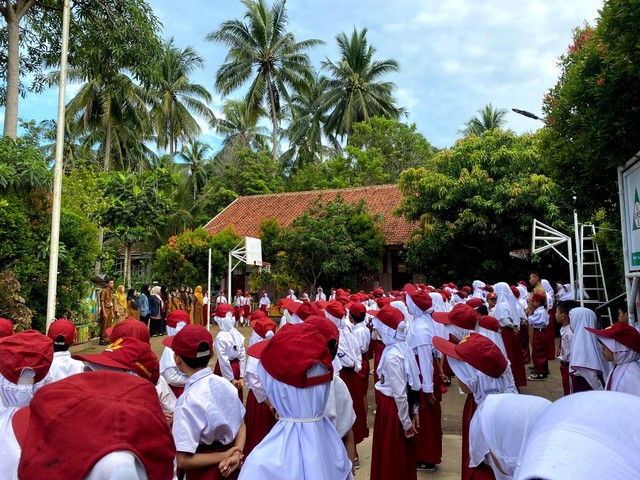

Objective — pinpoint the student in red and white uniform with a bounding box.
[555,300,576,395]
[569,307,609,392]
[216,290,228,307]
[347,302,370,461]
[369,305,421,480]
[159,319,189,399]
[165,324,246,479]
[259,291,271,313]
[239,323,353,479]
[316,287,327,302]
[329,288,337,301]
[213,303,246,401]
[585,321,640,396]
[0,330,53,409]
[286,288,297,300]
[233,290,244,325]
[323,301,362,376]
[0,370,176,480]
[493,282,527,388]
[242,291,252,326]
[433,333,517,480]
[405,284,442,472]
[527,292,550,381]
[46,319,84,382]
[248,312,276,348]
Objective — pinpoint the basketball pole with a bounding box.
[207,248,211,329]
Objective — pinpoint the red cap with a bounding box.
[251,317,276,339]
[448,283,458,290]
[479,316,500,332]
[246,339,270,359]
[236,289,242,294]
[165,310,191,329]
[432,312,451,325]
[372,306,404,330]
[163,324,213,359]
[458,291,469,299]
[0,330,53,384]
[17,371,175,480]
[335,295,350,306]
[375,297,392,308]
[585,322,640,352]
[297,301,322,320]
[373,287,384,296]
[0,318,14,338]
[305,315,340,345]
[433,333,508,378]
[214,303,235,317]
[518,281,528,287]
[466,298,484,309]
[74,337,159,384]
[47,319,76,346]
[325,300,346,319]
[249,311,268,322]
[107,318,151,344]
[531,292,546,303]
[510,286,521,298]
[261,323,333,388]
[404,283,433,311]
[449,303,480,330]
[349,302,367,317]
[481,285,495,293]
[462,286,472,293]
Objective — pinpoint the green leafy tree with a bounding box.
[215,148,284,196]
[207,0,323,162]
[397,129,566,282]
[149,39,214,159]
[214,99,270,154]
[322,28,405,139]
[460,103,507,137]
[98,169,175,287]
[278,196,385,291]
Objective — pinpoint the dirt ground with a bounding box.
[74,324,565,480]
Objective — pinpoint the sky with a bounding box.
[8,0,603,150]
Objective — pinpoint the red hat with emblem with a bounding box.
[433,333,508,378]
[585,321,640,352]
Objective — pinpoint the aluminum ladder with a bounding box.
[579,224,612,325]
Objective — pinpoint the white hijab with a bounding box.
[240,363,352,480]
[429,292,450,339]
[405,295,437,351]
[600,336,640,396]
[476,325,508,359]
[372,316,421,392]
[516,285,529,310]
[515,391,640,480]
[469,393,550,478]
[447,357,517,407]
[0,369,53,408]
[540,279,555,309]
[494,282,524,326]
[215,312,236,332]
[84,452,148,480]
[569,308,610,376]
[558,283,574,301]
[472,281,486,299]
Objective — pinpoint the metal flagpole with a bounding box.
[45,0,71,330]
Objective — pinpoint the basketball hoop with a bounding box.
[509,249,530,260]
[258,262,271,274]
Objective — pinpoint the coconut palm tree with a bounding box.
[214,99,270,153]
[461,103,508,136]
[206,0,323,162]
[321,28,405,140]
[149,39,215,160]
[179,139,211,201]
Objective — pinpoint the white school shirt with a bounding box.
[245,355,268,403]
[557,325,573,363]
[234,295,244,307]
[49,351,84,382]
[352,322,371,354]
[0,407,20,480]
[172,368,246,453]
[216,295,227,305]
[527,306,549,328]
[287,292,297,300]
[324,374,356,438]
[214,329,246,381]
[374,354,418,431]
[315,292,327,302]
[259,296,271,308]
[156,376,177,415]
[159,346,188,388]
[337,326,362,371]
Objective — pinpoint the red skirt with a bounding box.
[214,359,243,402]
[169,385,185,398]
[372,340,385,384]
[243,390,277,456]
[461,394,477,480]
[501,328,527,387]
[243,304,251,318]
[340,366,368,445]
[532,329,549,374]
[184,443,239,480]
[518,326,531,365]
[260,305,267,313]
[560,362,570,396]
[415,360,442,465]
[370,391,417,480]
[233,306,242,321]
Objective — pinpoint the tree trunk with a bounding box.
[3,8,21,139]
[94,226,104,276]
[124,244,131,289]
[103,119,112,172]
[265,72,279,162]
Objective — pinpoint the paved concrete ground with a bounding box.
[77,325,565,479]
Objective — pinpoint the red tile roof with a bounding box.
[203,184,416,246]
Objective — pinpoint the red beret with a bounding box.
[510,286,521,298]
[462,286,472,293]
[163,324,212,360]
[214,303,235,317]
[297,301,322,320]
[261,323,333,388]
[404,283,433,311]
[0,330,53,384]
[432,312,451,325]
[585,321,640,352]
[16,371,175,480]
[47,319,76,346]
[479,316,501,332]
[433,333,508,378]
[449,303,480,330]
[458,291,469,299]
[481,285,494,293]
[349,302,367,317]
[466,298,484,309]
[250,317,276,339]
[372,306,404,330]
[0,318,14,338]
[305,315,340,344]
[376,297,392,308]
[248,311,268,322]
[325,300,346,319]
[74,337,159,385]
[373,287,385,296]
[108,318,152,344]
[531,292,547,303]
[165,309,191,328]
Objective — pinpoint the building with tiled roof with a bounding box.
[204,184,419,291]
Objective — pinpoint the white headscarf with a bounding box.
[390,300,412,325]
[515,391,640,480]
[558,283,574,302]
[569,308,609,376]
[476,325,508,360]
[405,295,437,350]
[215,311,236,332]
[469,393,551,478]
[84,451,148,480]
[599,336,640,395]
[429,292,450,339]
[516,285,529,310]
[447,357,517,407]
[494,282,524,326]
[540,279,555,309]
[472,281,486,299]
[0,369,53,408]
[239,363,352,480]
[248,329,274,348]
[372,316,421,392]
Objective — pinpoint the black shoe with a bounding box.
[99,340,109,346]
[417,462,436,472]
[528,373,548,381]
